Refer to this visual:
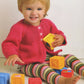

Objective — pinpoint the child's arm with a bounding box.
[45,19,67,55]
[46,19,67,45]
[2,25,23,59]
[4,54,24,66]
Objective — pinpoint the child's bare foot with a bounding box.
[83,70,84,77]
[59,76,81,84]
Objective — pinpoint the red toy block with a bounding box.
[28,78,42,84]
[61,70,74,78]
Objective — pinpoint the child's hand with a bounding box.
[4,55,24,66]
[52,34,64,47]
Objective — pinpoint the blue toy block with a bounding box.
[0,72,10,84]
[54,67,68,74]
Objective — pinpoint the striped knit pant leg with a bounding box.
[62,54,84,77]
[21,63,61,84]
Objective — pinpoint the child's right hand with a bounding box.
[4,55,24,66]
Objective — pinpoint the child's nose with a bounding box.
[31,10,37,15]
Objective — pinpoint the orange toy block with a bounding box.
[50,56,65,69]
[43,33,56,50]
[11,74,25,84]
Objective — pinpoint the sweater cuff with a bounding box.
[3,51,18,58]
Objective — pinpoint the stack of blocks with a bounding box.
[43,33,56,50]
[0,72,10,84]
[50,56,74,77]
[11,74,25,84]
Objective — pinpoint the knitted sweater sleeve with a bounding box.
[2,25,23,58]
[46,19,67,55]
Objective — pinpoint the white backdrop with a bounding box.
[0,0,84,58]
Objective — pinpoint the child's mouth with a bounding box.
[30,17,38,20]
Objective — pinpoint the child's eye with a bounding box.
[37,8,42,10]
[26,8,32,10]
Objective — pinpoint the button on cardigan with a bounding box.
[2,19,67,65]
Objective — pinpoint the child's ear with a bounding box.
[19,7,23,13]
[20,9,22,13]
[44,14,48,17]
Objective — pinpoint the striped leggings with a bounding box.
[20,54,84,84]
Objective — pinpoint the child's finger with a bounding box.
[12,58,24,66]
[12,59,17,66]
[52,41,58,45]
[8,59,13,66]
[4,59,9,65]
[53,36,59,39]
[18,58,24,64]
[4,61,7,65]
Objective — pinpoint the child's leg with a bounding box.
[62,54,84,77]
[21,63,61,84]
[20,63,80,84]
[42,53,84,77]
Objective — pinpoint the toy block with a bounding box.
[61,70,74,78]
[0,72,10,84]
[50,56,65,69]
[43,33,56,50]
[54,67,68,74]
[11,74,25,84]
[28,77,42,84]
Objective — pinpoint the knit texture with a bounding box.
[2,19,67,65]
[63,54,84,76]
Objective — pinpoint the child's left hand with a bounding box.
[52,34,64,47]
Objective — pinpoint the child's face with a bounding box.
[21,1,46,26]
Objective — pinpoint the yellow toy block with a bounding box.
[50,56,65,69]
[11,74,25,84]
[43,33,56,50]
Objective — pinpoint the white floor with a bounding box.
[0,57,84,84]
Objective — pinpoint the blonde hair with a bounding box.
[17,0,50,15]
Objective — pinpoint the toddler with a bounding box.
[2,0,83,84]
